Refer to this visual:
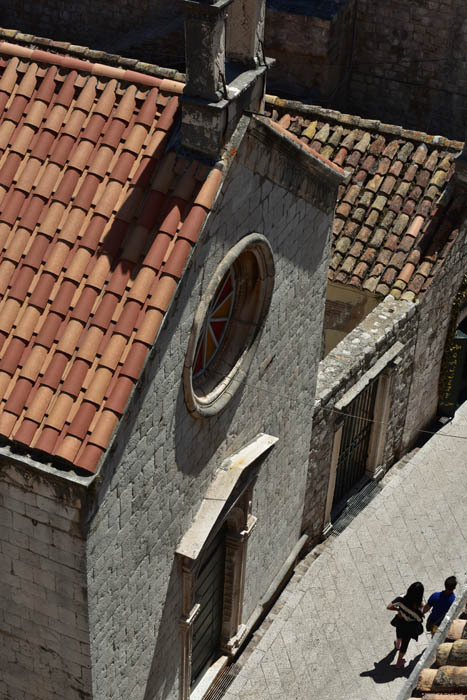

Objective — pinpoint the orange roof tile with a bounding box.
[0,43,224,474]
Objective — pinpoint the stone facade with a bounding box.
[324,281,379,356]
[0,454,90,700]
[304,296,417,544]
[2,0,154,55]
[402,217,467,449]
[304,210,467,545]
[0,0,354,91]
[0,114,340,700]
[349,0,467,140]
[264,0,355,100]
[81,120,339,700]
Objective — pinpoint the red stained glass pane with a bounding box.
[210,320,226,343]
[193,269,235,378]
[216,273,232,304]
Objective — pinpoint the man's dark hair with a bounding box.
[445,576,457,591]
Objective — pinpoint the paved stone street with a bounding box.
[225,403,467,700]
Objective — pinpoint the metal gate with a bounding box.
[191,526,226,686]
[332,377,378,512]
[439,328,467,416]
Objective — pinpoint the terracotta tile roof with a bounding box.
[266,118,346,177]
[0,27,186,85]
[409,615,467,698]
[0,43,223,474]
[266,96,466,301]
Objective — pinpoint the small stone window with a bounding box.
[184,234,274,417]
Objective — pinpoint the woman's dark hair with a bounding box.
[404,581,424,608]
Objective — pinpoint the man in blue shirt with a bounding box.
[423,576,457,635]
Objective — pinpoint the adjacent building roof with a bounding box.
[0,41,223,474]
[410,615,467,698]
[266,96,466,300]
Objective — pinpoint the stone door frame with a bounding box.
[322,342,403,537]
[176,433,277,700]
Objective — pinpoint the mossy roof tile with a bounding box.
[266,95,464,303]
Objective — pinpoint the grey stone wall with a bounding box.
[0,1,184,71]
[304,296,417,545]
[0,0,153,54]
[265,0,355,100]
[0,454,90,700]
[349,0,467,140]
[85,121,337,700]
[402,220,467,449]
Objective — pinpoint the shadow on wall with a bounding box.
[90,208,247,515]
[173,377,245,478]
[143,560,182,700]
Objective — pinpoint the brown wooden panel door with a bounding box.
[191,526,226,686]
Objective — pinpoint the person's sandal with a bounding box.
[395,657,405,668]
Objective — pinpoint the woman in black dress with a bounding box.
[387,581,424,667]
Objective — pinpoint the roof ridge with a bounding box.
[265,94,464,152]
[0,26,186,89]
[265,117,346,178]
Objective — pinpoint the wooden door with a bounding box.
[191,526,226,686]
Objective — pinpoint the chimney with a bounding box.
[226,0,266,68]
[181,0,270,158]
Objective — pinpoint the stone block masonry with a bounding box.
[305,207,467,548]
[402,217,467,449]
[85,120,338,700]
[3,0,466,138]
[2,0,152,51]
[0,1,186,71]
[0,454,91,700]
[349,0,467,140]
[304,295,418,545]
[265,0,356,101]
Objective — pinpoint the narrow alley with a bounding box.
[224,403,467,700]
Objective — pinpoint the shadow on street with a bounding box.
[359,649,424,683]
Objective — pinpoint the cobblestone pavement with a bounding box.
[224,404,467,700]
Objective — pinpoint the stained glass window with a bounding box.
[193,270,235,377]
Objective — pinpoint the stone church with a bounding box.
[0,2,346,699]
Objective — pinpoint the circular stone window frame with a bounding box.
[184,233,275,417]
